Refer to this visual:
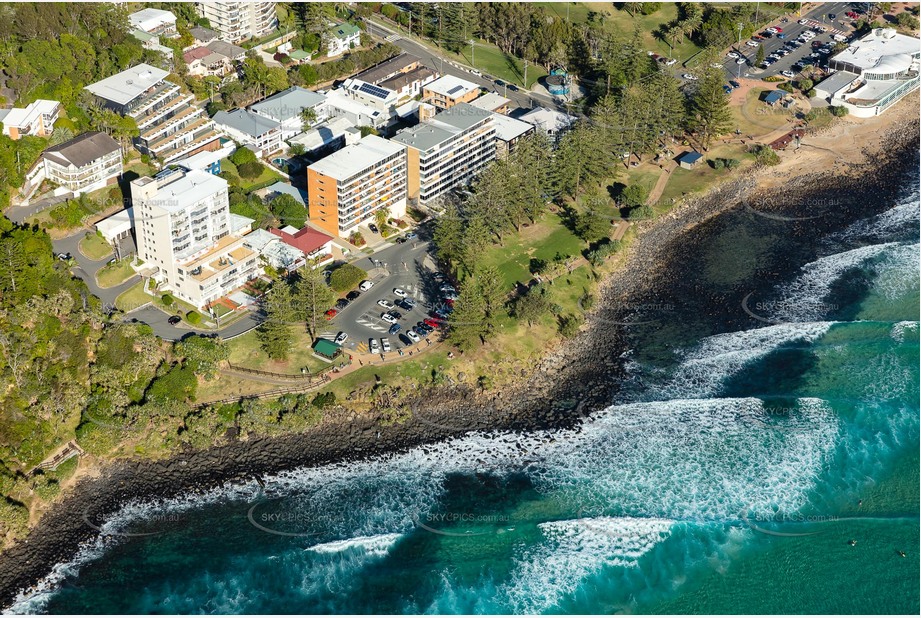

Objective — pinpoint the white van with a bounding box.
[833,34,848,43]
[359,280,374,292]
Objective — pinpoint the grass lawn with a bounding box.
[477,211,585,290]
[453,41,549,88]
[226,329,332,375]
[78,233,113,260]
[221,159,284,192]
[324,348,450,402]
[734,88,796,138]
[658,143,754,207]
[96,259,136,288]
[115,281,153,312]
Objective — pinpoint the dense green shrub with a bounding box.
[328,264,367,292]
[237,161,264,180]
[230,147,257,166]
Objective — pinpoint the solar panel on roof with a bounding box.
[358,82,390,99]
[447,85,465,95]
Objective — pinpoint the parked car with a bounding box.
[798,18,809,25]
[507,83,519,91]
[752,34,765,41]
[347,290,362,300]
[377,299,394,309]
[406,329,421,343]
[370,338,380,354]
[495,79,505,87]
[390,310,403,320]
[682,73,698,80]
[381,312,397,324]
[335,331,349,344]
[664,58,677,66]
[416,321,433,334]
[736,57,747,65]
[368,223,379,233]
[325,309,337,320]
[168,315,182,326]
[746,40,759,47]
[335,298,350,310]
[399,333,413,346]
[381,338,391,352]
[396,298,414,311]
[782,70,796,78]
[388,323,401,335]
[777,33,786,39]
[359,280,374,291]
[727,51,740,59]
[729,80,741,89]
[393,287,408,298]
[723,85,733,94]
[423,318,443,329]
[56,252,72,261]
[405,232,417,240]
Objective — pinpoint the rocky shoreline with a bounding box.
[1,114,918,609]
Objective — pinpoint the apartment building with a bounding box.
[423,74,481,110]
[390,103,496,206]
[195,1,278,44]
[85,64,221,166]
[306,134,407,238]
[132,169,260,308]
[23,132,122,199]
[0,99,60,139]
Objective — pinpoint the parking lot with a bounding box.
[315,228,453,357]
[718,2,856,81]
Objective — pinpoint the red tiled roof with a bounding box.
[183,47,211,64]
[269,226,333,256]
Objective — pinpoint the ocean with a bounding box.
[9,170,919,614]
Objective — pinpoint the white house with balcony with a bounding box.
[23,131,123,200]
[0,99,60,140]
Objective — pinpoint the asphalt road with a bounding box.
[318,233,441,353]
[716,1,855,80]
[365,18,565,112]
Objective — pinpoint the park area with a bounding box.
[78,232,113,260]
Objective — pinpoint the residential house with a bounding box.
[131,30,174,60]
[186,26,219,50]
[129,8,177,37]
[470,92,511,114]
[269,225,334,267]
[23,132,122,198]
[390,102,496,206]
[355,53,424,84]
[0,99,60,140]
[379,66,438,100]
[489,113,534,158]
[517,107,576,142]
[249,86,328,140]
[306,134,407,238]
[213,109,283,156]
[325,22,361,57]
[288,117,361,157]
[183,40,246,77]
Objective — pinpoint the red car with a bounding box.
[775,26,783,32]
[325,309,337,320]
[423,318,444,329]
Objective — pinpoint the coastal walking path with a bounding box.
[647,161,678,207]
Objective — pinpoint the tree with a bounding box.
[447,283,488,351]
[300,107,317,131]
[374,207,389,231]
[270,194,306,228]
[237,161,264,179]
[577,209,612,243]
[620,183,650,208]
[258,282,296,360]
[432,200,465,272]
[690,68,734,149]
[230,147,257,166]
[756,44,765,65]
[328,264,367,292]
[293,265,335,338]
[514,286,550,326]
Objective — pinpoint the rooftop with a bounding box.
[518,107,577,132]
[323,89,386,120]
[206,40,246,60]
[129,8,176,32]
[391,102,492,151]
[250,86,326,122]
[307,134,404,181]
[0,99,59,128]
[189,26,218,42]
[424,74,480,98]
[489,112,533,142]
[329,22,361,40]
[355,52,422,84]
[141,169,228,213]
[182,235,254,282]
[678,150,703,164]
[85,63,169,106]
[816,70,860,94]
[266,181,308,206]
[184,47,212,63]
[213,109,281,137]
[832,28,920,72]
[764,90,785,104]
[269,225,334,255]
[469,92,511,112]
[43,131,120,168]
[379,66,436,92]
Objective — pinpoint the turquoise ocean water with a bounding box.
[9,173,919,614]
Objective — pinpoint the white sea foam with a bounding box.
[833,191,920,244]
[891,320,920,343]
[501,517,674,614]
[306,532,402,556]
[644,322,834,400]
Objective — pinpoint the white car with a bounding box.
[664,58,677,66]
[801,31,815,39]
[682,73,698,80]
[781,70,796,78]
[766,27,779,34]
[393,288,407,298]
[377,299,394,309]
[736,58,747,65]
[381,338,391,353]
[406,329,421,343]
[359,280,374,291]
[798,18,809,25]
[381,312,397,324]
[369,338,380,354]
[727,51,740,59]
[746,40,759,47]
[334,331,348,344]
